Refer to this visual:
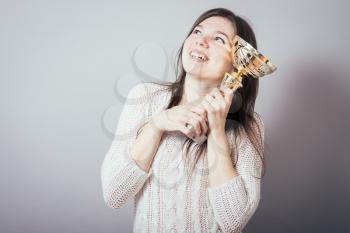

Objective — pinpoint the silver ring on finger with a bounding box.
[185,122,194,129]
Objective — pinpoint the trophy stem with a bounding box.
[220,70,245,92]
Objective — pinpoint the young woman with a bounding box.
[101,7,265,233]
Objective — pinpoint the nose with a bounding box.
[195,36,209,48]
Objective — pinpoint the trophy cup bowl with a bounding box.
[220,35,277,92]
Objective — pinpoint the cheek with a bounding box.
[181,48,190,68]
[182,40,192,60]
[183,38,193,52]
[211,51,232,70]
[181,43,188,58]
[223,56,233,70]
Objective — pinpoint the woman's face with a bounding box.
[182,16,236,83]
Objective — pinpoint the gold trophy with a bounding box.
[221,35,277,91]
[192,35,277,145]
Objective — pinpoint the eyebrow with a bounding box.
[196,24,231,41]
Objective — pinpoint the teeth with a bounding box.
[190,51,208,61]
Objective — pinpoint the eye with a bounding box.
[192,29,201,34]
[215,36,226,44]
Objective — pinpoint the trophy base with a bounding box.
[221,72,243,92]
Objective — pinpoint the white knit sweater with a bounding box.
[101,82,265,233]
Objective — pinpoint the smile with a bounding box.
[189,50,209,62]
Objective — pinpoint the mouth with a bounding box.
[189,49,209,62]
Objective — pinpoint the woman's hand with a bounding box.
[151,104,208,139]
[200,86,235,134]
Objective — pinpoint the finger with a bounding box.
[189,108,207,125]
[220,85,234,103]
[187,118,201,137]
[185,122,197,138]
[186,110,206,128]
[189,111,208,136]
[198,117,208,136]
[189,105,206,117]
[178,107,200,124]
[179,124,194,139]
[189,105,208,135]
[220,84,231,94]
[201,98,214,112]
[206,94,221,111]
[212,89,226,108]
[199,104,208,118]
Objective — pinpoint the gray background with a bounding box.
[1,0,349,232]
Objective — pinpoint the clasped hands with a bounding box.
[185,85,234,140]
[153,85,234,140]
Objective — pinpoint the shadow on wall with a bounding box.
[246,59,350,233]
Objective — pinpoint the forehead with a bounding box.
[197,16,236,39]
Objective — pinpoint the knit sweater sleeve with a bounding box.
[207,112,265,232]
[101,83,153,209]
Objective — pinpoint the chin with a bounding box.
[183,60,223,81]
[187,72,221,83]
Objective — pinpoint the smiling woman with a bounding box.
[101,7,265,233]
[182,16,236,83]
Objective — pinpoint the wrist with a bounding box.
[208,126,225,138]
[150,112,165,134]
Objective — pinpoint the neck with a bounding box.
[180,74,220,105]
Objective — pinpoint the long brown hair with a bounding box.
[142,8,265,179]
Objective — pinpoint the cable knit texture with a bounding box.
[101,82,265,233]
